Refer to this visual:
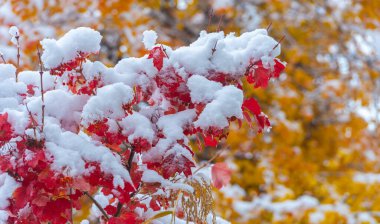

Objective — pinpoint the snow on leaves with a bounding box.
[0,27,285,223]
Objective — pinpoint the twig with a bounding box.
[0,52,6,64]
[207,8,214,32]
[114,145,136,217]
[193,149,224,174]
[84,191,109,220]
[37,46,45,132]
[216,15,224,32]
[25,104,38,139]
[161,44,169,58]
[266,22,273,32]
[272,35,286,51]
[15,35,20,82]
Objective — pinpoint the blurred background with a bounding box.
[1,0,380,223]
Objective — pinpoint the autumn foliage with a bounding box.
[0,23,285,223]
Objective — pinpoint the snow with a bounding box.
[0,64,16,81]
[8,26,19,45]
[41,27,102,69]
[81,83,134,126]
[120,112,154,144]
[187,75,222,103]
[157,109,196,141]
[195,85,243,129]
[0,173,19,222]
[353,172,380,184]
[142,30,158,50]
[44,123,133,185]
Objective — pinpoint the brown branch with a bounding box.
[84,191,109,220]
[37,46,45,132]
[15,35,20,82]
[216,15,224,32]
[114,145,136,217]
[272,35,286,51]
[207,8,214,31]
[0,52,6,64]
[266,22,273,32]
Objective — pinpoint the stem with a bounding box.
[207,8,214,32]
[37,46,45,132]
[127,146,135,172]
[16,36,20,82]
[69,188,73,223]
[216,15,224,32]
[84,191,109,220]
[0,52,6,64]
[266,22,273,31]
[272,35,286,51]
[114,146,136,217]
[193,149,224,174]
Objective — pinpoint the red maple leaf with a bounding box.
[247,59,286,88]
[203,134,218,147]
[242,98,261,115]
[0,113,13,146]
[211,162,232,189]
[148,46,166,71]
[273,58,286,78]
[162,153,195,178]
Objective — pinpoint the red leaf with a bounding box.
[148,46,166,71]
[246,59,286,88]
[255,113,271,133]
[211,162,232,189]
[0,113,13,146]
[273,58,286,78]
[104,205,117,215]
[203,134,218,147]
[247,61,270,88]
[242,98,261,115]
[162,153,195,178]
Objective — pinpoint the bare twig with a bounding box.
[37,46,45,132]
[161,44,169,58]
[272,35,286,51]
[84,191,109,220]
[216,15,224,32]
[15,35,20,82]
[266,22,273,32]
[114,145,136,217]
[193,149,224,174]
[0,52,6,64]
[207,8,214,31]
[25,104,38,139]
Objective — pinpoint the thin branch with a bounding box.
[114,145,136,217]
[266,22,273,32]
[193,149,224,174]
[84,191,109,220]
[15,35,20,82]
[272,35,286,51]
[216,15,224,32]
[37,46,45,132]
[0,52,6,64]
[207,8,214,32]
